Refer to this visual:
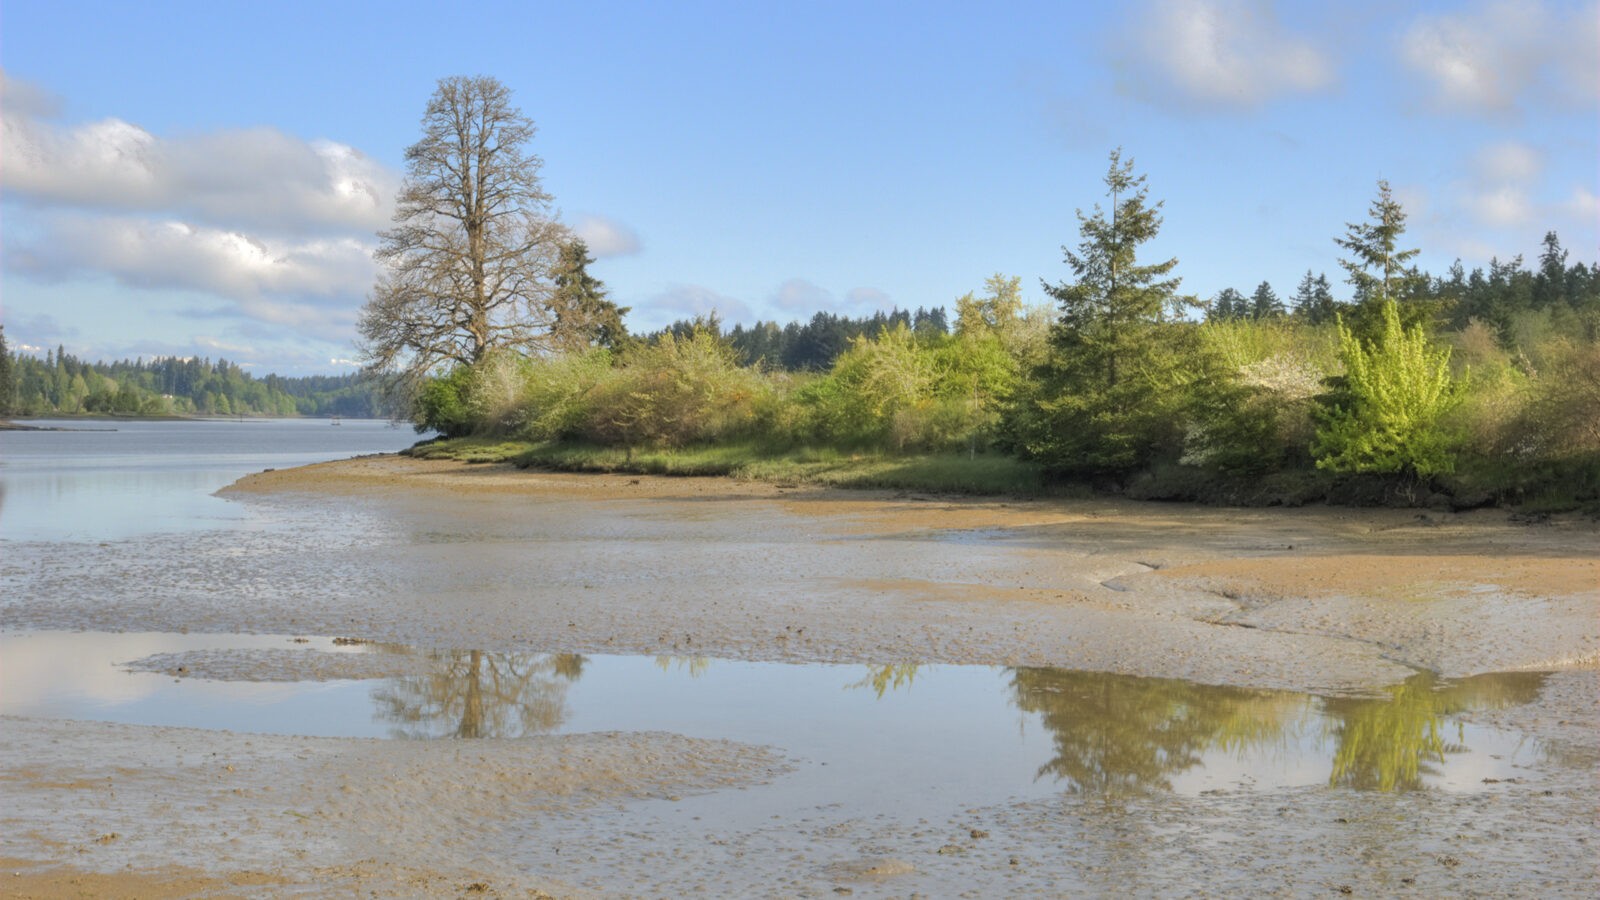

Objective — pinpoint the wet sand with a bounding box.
[3,455,1597,896]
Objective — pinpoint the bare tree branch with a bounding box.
[358,76,568,405]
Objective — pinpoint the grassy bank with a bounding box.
[404,435,1600,512]
[405,437,1050,495]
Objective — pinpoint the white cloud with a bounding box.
[0,71,394,353]
[195,336,259,356]
[1122,0,1335,108]
[1465,185,1536,228]
[0,72,398,232]
[845,287,893,312]
[0,70,60,118]
[1473,141,1544,183]
[1458,141,1544,228]
[770,277,835,314]
[6,214,372,339]
[1399,1,1599,114]
[1563,185,1599,220]
[645,284,754,326]
[574,215,642,257]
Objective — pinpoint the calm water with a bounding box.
[0,629,1551,798]
[0,420,1561,799]
[0,417,422,541]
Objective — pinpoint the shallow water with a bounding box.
[0,417,420,541]
[0,421,1576,809]
[0,630,1554,800]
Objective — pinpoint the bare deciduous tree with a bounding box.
[359,75,566,396]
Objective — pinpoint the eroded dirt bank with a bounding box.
[3,455,1597,896]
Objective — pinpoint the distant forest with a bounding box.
[0,343,386,419]
[0,307,959,422]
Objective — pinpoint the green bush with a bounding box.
[1313,300,1460,478]
[413,365,477,437]
[577,328,768,447]
[513,349,614,441]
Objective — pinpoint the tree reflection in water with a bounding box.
[1007,668,1547,795]
[1009,668,1306,794]
[1322,671,1544,791]
[654,655,712,677]
[368,650,1548,786]
[850,663,921,699]
[373,650,589,738]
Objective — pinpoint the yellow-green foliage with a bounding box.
[797,324,1019,451]
[578,328,769,447]
[514,350,614,440]
[1519,337,1600,461]
[468,350,536,433]
[1445,320,1528,462]
[1314,300,1460,477]
[1180,320,1338,472]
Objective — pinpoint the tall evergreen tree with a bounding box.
[1043,148,1180,384]
[0,325,14,416]
[1018,148,1188,477]
[1208,287,1246,322]
[1335,180,1427,307]
[549,238,632,352]
[1534,231,1568,309]
[1249,281,1286,319]
[1291,270,1340,324]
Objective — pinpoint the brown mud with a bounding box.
[3,455,1596,896]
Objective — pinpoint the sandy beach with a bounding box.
[3,455,1597,897]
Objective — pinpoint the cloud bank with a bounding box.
[2,74,397,232]
[1399,0,1599,114]
[574,215,642,257]
[0,70,392,358]
[1121,0,1335,108]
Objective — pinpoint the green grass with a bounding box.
[404,437,540,463]
[403,436,1047,495]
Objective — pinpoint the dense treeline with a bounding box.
[0,338,387,419]
[408,155,1599,509]
[650,306,952,372]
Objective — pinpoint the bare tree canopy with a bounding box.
[359,75,566,393]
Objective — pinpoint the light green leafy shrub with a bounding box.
[1313,300,1460,477]
[578,329,768,447]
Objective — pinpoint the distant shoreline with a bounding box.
[1,413,362,428]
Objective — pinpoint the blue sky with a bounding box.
[2,0,1595,375]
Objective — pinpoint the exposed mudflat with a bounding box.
[3,454,1596,896]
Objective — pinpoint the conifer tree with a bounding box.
[0,326,14,416]
[1336,180,1428,306]
[1250,281,1286,319]
[549,238,632,352]
[1016,148,1190,477]
[1209,287,1246,322]
[1291,270,1339,324]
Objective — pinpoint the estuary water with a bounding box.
[0,417,421,541]
[0,419,1564,799]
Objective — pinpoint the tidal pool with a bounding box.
[1,630,1554,807]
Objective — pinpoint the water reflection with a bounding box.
[654,655,712,677]
[1010,669,1305,794]
[0,631,1555,795]
[365,650,1550,794]
[372,650,589,738]
[1322,671,1544,791]
[1009,668,1548,794]
[850,663,922,699]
